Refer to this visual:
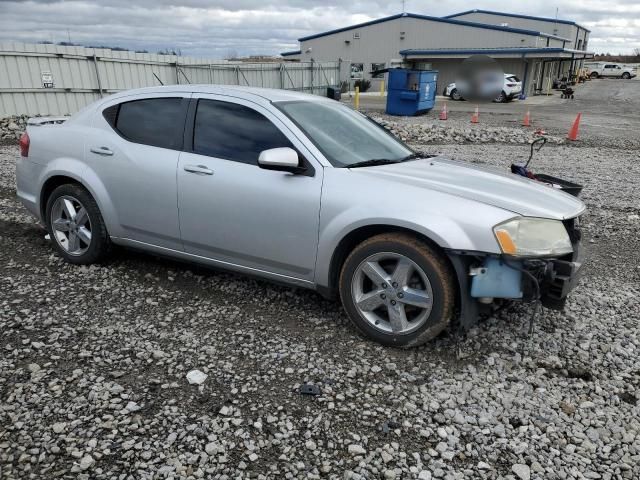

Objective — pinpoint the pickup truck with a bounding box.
[588,63,636,79]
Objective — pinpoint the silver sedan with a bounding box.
[16,85,585,347]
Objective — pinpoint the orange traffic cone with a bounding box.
[567,113,582,141]
[439,103,448,120]
[471,105,479,123]
[522,110,531,127]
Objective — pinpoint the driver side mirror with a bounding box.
[258,147,306,174]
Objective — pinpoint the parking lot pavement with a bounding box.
[1,90,640,478]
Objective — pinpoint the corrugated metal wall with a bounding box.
[0,42,339,117]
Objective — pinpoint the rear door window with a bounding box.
[192,99,294,165]
[103,97,187,150]
[507,76,520,82]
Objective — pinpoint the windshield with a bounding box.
[275,100,413,167]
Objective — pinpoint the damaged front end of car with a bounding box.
[447,215,584,331]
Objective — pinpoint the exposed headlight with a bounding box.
[493,218,573,257]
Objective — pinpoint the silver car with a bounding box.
[16,86,585,347]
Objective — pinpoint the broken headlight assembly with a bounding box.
[493,217,573,257]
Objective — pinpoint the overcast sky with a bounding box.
[0,1,638,57]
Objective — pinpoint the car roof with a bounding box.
[104,84,332,104]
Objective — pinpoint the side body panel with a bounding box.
[314,167,516,288]
[176,94,325,282]
[82,92,189,250]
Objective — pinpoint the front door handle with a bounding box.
[184,164,214,175]
[90,146,114,156]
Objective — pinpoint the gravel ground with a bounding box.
[1,121,639,480]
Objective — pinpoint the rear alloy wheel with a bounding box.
[46,184,110,264]
[622,72,631,79]
[590,72,599,79]
[339,233,455,347]
[494,91,507,103]
[450,89,462,101]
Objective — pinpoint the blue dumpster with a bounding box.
[386,69,438,116]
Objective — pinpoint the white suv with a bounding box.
[444,73,522,102]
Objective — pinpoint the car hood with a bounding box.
[351,157,586,220]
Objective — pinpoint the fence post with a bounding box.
[209,64,213,84]
[92,54,103,97]
[310,59,314,94]
[175,58,180,85]
[280,64,285,89]
[355,86,360,110]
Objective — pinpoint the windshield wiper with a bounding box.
[346,158,401,168]
[400,151,431,162]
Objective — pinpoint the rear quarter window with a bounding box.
[102,97,186,150]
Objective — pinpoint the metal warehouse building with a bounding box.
[281,9,593,98]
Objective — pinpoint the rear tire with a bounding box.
[494,91,507,103]
[45,184,110,264]
[339,233,455,348]
[590,72,598,79]
[622,72,631,79]
[450,89,462,101]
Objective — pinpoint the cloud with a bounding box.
[0,0,638,56]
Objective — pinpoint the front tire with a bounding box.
[339,233,455,348]
[45,184,110,264]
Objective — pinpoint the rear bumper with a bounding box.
[16,157,43,221]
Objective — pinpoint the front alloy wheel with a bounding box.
[339,233,455,347]
[351,252,433,335]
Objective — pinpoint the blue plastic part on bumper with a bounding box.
[470,257,523,299]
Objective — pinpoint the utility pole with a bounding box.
[402,0,406,13]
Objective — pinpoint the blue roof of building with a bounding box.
[400,47,592,57]
[443,9,590,33]
[297,12,571,42]
[280,50,301,57]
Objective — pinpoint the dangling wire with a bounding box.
[502,259,544,350]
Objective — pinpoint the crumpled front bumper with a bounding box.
[447,216,585,328]
[533,219,585,310]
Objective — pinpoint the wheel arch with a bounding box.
[40,175,84,220]
[320,224,457,300]
[39,169,119,237]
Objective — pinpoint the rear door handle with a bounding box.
[90,146,114,156]
[184,164,214,175]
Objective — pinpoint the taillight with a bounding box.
[19,132,30,157]
[506,83,516,87]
